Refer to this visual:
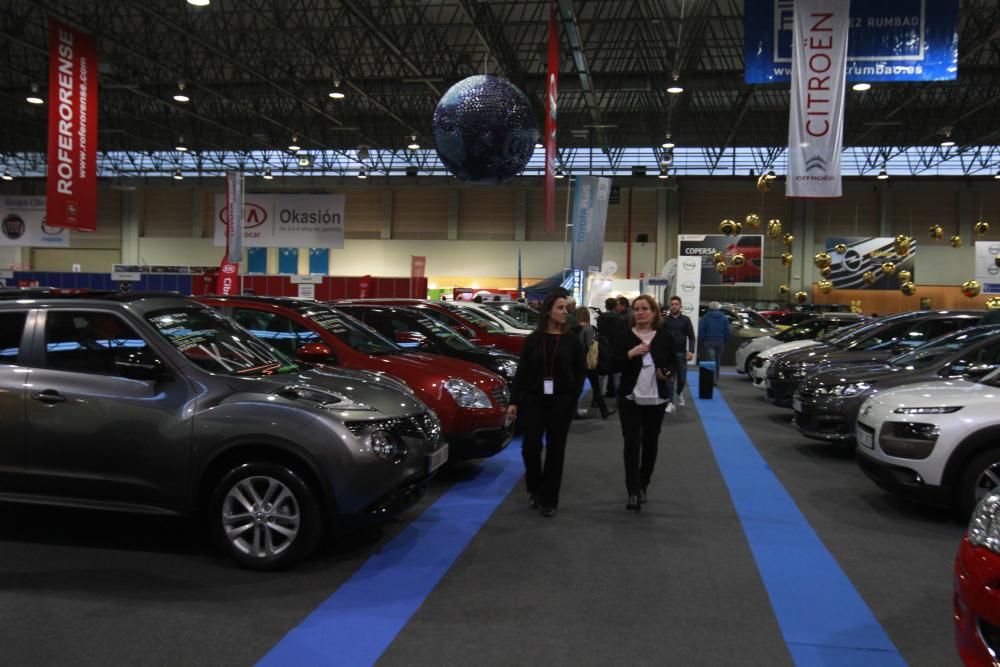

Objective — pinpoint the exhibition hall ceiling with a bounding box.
[2,0,1000,176]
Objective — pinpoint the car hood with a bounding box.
[224,366,426,417]
[868,378,995,409]
[803,363,909,388]
[773,344,893,367]
[760,339,821,359]
[390,351,504,388]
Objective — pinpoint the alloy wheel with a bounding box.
[221,475,301,559]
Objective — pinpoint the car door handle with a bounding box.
[31,390,66,404]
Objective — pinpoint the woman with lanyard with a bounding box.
[612,295,677,513]
[507,289,587,518]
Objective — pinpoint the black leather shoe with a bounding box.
[626,495,640,512]
[540,505,557,518]
[638,489,647,504]
[602,408,617,419]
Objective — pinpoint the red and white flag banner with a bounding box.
[215,259,240,296]
[46,18,98,231]
[787,1,849,198]
[543,1,559,234]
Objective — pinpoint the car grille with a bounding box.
[345,412,442,444]
[797,384,816,398]
[978,617,1000,657]
[795,410,849,435]
[491,383,510,408]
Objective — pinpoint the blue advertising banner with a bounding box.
[569,175,611,306]
[745,0,958,84]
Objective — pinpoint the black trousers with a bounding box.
[618,397,668,495]
[586,370,610,416]
[520,394,577,508]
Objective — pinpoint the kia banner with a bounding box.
[786,1,849,198]
[410,255,426,298]
[46,19,98,232]
[215,259,240,296]
[0,196,69,248]
[213,194,344,249]
[359,275,372,299]
[225,171,244,263]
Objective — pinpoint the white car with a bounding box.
[734,313,865,377]
[855,370,1000,516]
[750,319,872,389]
[444,301,533,334]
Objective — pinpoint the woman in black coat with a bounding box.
[507,290,587,518]
[611,294,677,512]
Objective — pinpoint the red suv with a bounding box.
[197,296,513,460]
[335,299,526,355]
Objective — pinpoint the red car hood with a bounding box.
[366,351,504,391]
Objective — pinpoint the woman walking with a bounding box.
[574,307,614,419]
[507,290,587,518]
[612,295,677,512]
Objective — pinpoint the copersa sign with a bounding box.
[213,194,345,249]
[0,197,70,247]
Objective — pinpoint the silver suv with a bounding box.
[0,293,446,570]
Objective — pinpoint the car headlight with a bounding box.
[275,384,374,411]
[892,406,962,414]
[444,378,492,409]
[969,492,1000,554]
[369,429,406,464]
[498,359,518,379]
[813,382,872,397]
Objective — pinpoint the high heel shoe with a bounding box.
[626,494,640,512]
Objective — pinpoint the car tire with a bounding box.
[957,448,1000,517]
[208,462,322,570]
[743,353,758,378]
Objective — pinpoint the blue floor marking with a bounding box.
[689,371,907,667]
[258,441,525,667]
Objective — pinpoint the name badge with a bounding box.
[543,378,554,395]
[642,352,654,367]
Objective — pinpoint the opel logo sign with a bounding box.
[989,244,1000,256]
[682,304,694,314]
[989,264,999,276]
[682,259,698,271]
[681,281,695,293]
[842,249,863,272]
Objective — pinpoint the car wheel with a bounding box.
[209,462,322,570]
[957,448,1000,517]
[743,353,758,378]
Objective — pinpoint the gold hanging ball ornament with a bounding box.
[986,296,1000,310]
[894,235,910,255]
[794,291,809,305]
[863,271,876,285]
[881,261,896,276]
[720,219,738,235]
[994,255,1000,269]
[976,221,990,236]
[778,284,790,295]
[813,252,832,269]
[731,253,746,267]
[734,221,744,235]
[715,261,728,274]
[820,266,832,278]
[900,281,917,296]
[756,173,773,193]
[783,233,795,247]
[962,280,982,298]
[767,219,782,239]
[834,243,847,254]
[781,252,794,267]
[745,213,761,228]
[713,251,726,265]
[951,235,963,248]
[898,270,912,283]
[929,225,943,240]
[818,280,833,294]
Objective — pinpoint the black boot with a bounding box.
[626,494,640,512]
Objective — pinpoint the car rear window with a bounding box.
[0,311,27,363]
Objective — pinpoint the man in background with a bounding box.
[597,297,626,397]
[663,295,696,406]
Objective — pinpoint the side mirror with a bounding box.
[115,348,171,381]
[296,342,336,365]
[393,331,426,348]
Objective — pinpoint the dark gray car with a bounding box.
[0,293,446,570]
[794,325,1000,446]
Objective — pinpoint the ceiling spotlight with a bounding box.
[26,83,43,105]
[187,0,210,5]
[297,154,312,168]
[329,80,345,99]
[262,169,274,180]
[658,170,670,180]
[662,133,675,149]
[407,135,420,150]
[994,170,1000,179]
[535,142,544,149]
[173,81,190,103]
[175,136,188,152]
[172,168,184,180]
[554,168,566,179]
[940,138,956,148]
[667,85,684,94]
[2,169,13,181]
[766,169,777,180]
[877,168,889,180]
[288,136,301,152]
[358,167,367,179]
[852,82,871,92]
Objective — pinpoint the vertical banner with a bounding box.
[359,275,372,299]
[215,259,240,296]
[226,171,244,263]
[787,2,849,198]
[676,238,705,358]
[410,255,426,298]
[46,18,98,232]
[570,176,611,306]
[543,1,559,234]
[517,247,523,298]
[309,248,329,274]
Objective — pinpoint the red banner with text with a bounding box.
[215,260,240,296]
[46,18,98,232]
[410,255,426,297]
[544,2,559,234]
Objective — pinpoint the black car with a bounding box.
[765,310,983,407]
[334,303,519,384]
[794,325,1000,446]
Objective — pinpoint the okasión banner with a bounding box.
[213,194,345,249]
[46,19,98,232]
[787,1,849,198]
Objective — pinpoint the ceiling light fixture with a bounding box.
[852,82,871,92]
[358,168,367,179]
[329,80,345,100]
[175,136,188,152]
[554,168,566,179]
[535,142,544,149]
[26,83,43,105]
[940,138,956,148]
[662,132,675,149]
[994,170,1000,180]
[288,136,301,152]
[187,0,210,5]
[173,81,190,103]
[407,135,420,150]
[2,169,13,181]
[658,170,670,180]
[877,168,889,180]
[766,169,777,180]
[173,168,184,180]
[262,169,274,180]
[667,85,684,94]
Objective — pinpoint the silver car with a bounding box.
[0,293,446,570]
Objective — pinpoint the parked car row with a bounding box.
[0,291,537,570]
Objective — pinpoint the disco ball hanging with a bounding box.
[432,75,538,184]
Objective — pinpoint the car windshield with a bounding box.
[889,328,996,369]
[440,303,506,334]
[348,307,477,352]
[483,302,540,328]
[977,367,1000,387]
[479,303,531,329]
[775,318,823,342]
[298,305,399,355]
[147,307,298,376]
[830,318,889,348]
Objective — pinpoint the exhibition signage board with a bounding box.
[786,0,848,198]
[543,1,559,234]
[675,241,703,355]
[745,0,959,84]
[213,194,345,249]
[0,197,69,248]
[823,236,916,289]
[677,234,764,287]
[974,242,1000,294]
[215,260,240,296]
[225,171,245,263]
[570,176,611,306]
[46,19,98,232]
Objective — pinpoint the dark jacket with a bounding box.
[510,331,587,405]
[698,309,730,343]
[611,327,678,399]
[597,310,625,343]
[663,312,696,354]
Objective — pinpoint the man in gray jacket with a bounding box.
[663,295,696,406]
